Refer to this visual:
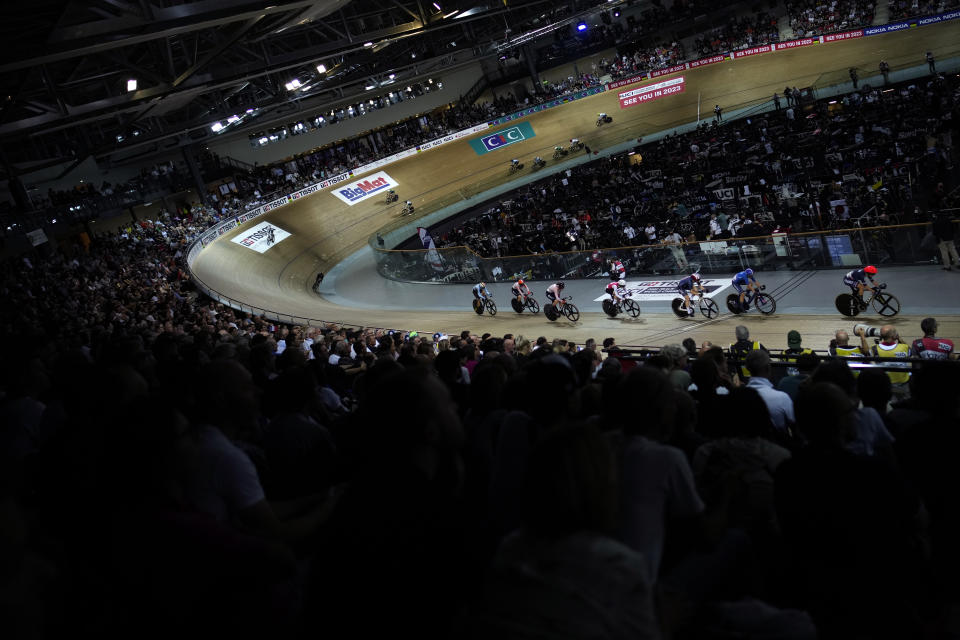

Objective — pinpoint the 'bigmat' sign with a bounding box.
[618,76,686,109]
[331,171,399,206]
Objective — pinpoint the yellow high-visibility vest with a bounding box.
[730,341,761,378]
[874,342,912,385]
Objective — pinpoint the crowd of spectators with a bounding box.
[888,0,960,20]
[694,10,781,57]
[37,161,193,214]
[3,235,959,639]
[786,0,876,37]
[434,74,959,263]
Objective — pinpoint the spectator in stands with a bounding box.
[932,212,959,270]
[871,325,912,398]
[744,350,795,431]
[911,317,955,360]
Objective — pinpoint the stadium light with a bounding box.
[284,78,302,91]
[211,122,224,132]
[126,79,138,92]
[577,22,587,31]
[432,2,441,10]
[316,63,326,73]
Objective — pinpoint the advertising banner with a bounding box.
[486,86,604,126]
[618,76,686,109]
[688,54,727,69]
[592,278,729,302]
[330,171,399,205]
[823,29,864,42]
[606,73,648,90]
[231,221,291,253]
[864,21,913,35]
[649,63,689,78]
[468,121,536,155]
[774,37,819,50]
[732,44,774,58]
[917,9,960,25]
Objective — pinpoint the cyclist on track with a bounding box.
[473,281,490,302]
[511,158,520,169]
[597,112,608,124]
[569,138,581,148]
[677,272,703,316]
[511,278,531,304]
[605,279,627,306]
[554,145,565,155]
[545,281,566,309]
[732,268,758,311]
[843,265,879,300]
[533,156,545,167]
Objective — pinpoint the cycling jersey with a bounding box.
[677,276,696,292]
[843,268,875,291]
[512,283,530,297]
[733,270,755,285]
[546,283,562,301]
[472,284,488,299]
[605,282,621,297]
[911,336,955,360]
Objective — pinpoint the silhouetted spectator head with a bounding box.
[682,337,698,356]
[795,382,856,448]
[690,357,720,393]
[618,366,675,439]
[811,358,857,397]
[794,352,819,373]
[523,423,616,538]
[192,359,261,437]
[717,387,772,437]
[857,368,892,415]
[745,349,772,378]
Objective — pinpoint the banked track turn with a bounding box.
[190,21,960,347]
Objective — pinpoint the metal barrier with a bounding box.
[371,220,956,284]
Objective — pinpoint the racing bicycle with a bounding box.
[726,285,776,315]
[385,192,398,203]
[568,141,584,152]
[472,297,497,316]
[552,148,568,160]
[596,115,613,126]
[400,203,415,216]
[510,294,540,314]
[602,290,641,318]
[671,289,720,318]
[508,162,525,175]
[835,283,900,317]
[544,296,580,322]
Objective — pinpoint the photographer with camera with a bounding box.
[871,325,912,398]
[830,328,870,361]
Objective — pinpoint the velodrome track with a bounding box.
[190,21,960,347]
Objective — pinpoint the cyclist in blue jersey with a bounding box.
[676,272,703,316]
[473,282,490,301]
[843,265,879,300]
[732,268,759,311]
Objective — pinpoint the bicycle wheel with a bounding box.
[526,298,540,314]
[872,291,900,317]
[755,293,776,316]
[602,299,619,317]
[511,298,524,313]
[563,303,580,322]
[623,299,641,318]
[545,305,558,321]
[726,294,742,314]
[486,299,497,316]
[670,298,687,318]
[472,299,484,315]
[699,297,719,319]
[835,293,859,317]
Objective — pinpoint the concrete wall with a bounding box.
[203,61,484,166]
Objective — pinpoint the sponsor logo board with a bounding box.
[649,63,689,78]
[865,21,912,35]
[732,44,774,58]
[231,221,290,253]
[774,37,819,50]
[331,171,399,205]
[823,29,864,42]
[606,73,648,90]
[468,121,536,155]
[593,279,730,302]
[688,54,727,68]
[918,10,960,24]
[618,76,686,109]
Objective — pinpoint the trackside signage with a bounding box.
[775,37,819,50]
[732,44,774,58]
[823,29,863,42]
[592,279,729,302]
[468,121,536,155]
[618,76,686,109]
[231,221,291,254]
[649,63,689,79]
[331,171,399,206]
[688,54,727,68]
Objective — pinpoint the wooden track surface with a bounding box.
[190,22,960,346]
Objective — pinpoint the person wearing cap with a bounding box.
[781,330,814,375]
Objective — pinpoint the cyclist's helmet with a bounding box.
[691,273,701,282]
[517,279,524,285]
[864,265,878,275]
[479,282,486,288]
[618,279,626,287]
[744,268,754,276]
[557,281,566,289]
